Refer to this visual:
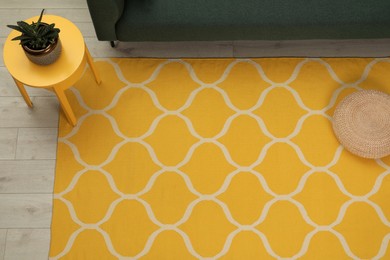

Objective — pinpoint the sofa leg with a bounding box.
[110,41,116,48]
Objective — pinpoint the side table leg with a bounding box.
[53,87,77,126]
[13,77,33,108]
[85,44,102,85]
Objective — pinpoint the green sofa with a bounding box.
[86,0,390,43]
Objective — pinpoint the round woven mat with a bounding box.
[332,90,390,159]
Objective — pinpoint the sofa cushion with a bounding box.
[116,0,390,41]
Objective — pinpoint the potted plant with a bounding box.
[7,9,61,65]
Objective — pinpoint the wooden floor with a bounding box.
[1,1,390,259]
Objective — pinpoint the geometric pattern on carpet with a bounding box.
[50,58,390,259]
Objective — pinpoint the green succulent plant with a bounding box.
[7,9,60,50]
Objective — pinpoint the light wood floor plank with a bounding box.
[0,69,25,97]
[233,39,390,57]
[0,229,6,260]
[0,160,55,193]
[0,129,17,160]
[0,38,4,67]
[16,128,58,160]
[0,97,59,128]
[73,22,96,38]
[0,0,87,9]
[86,39,235,58]
[89,38,390,58]
[0,68,54,97]
[0,8,91,25]
[0,194,52,228]
[4,229,50,260]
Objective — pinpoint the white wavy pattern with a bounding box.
[50,58,390,260]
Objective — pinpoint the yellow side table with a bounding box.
[3,15,101,126]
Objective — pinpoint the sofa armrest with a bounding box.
[86,0,124,41]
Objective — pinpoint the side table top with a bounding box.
[3,15,85,88]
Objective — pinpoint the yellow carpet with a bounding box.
[50,58,390,259]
